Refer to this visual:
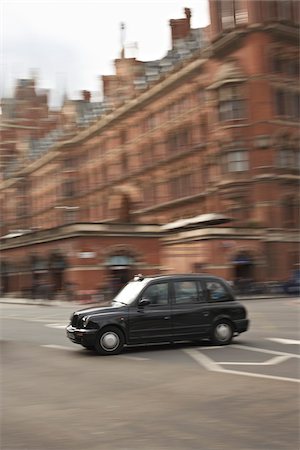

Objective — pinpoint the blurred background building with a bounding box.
[1,1,299,298]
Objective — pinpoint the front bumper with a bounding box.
[66,324,98,347]
[235,318,250,334]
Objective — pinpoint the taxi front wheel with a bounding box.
[94,327,125,355]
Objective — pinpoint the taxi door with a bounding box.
[128,281,172,343]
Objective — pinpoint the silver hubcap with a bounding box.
[100,332,119,351]
[215,323,231,341]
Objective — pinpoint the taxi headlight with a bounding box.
[82,316,89,328]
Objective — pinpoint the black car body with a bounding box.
[66,274,249,355]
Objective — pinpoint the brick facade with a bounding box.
[0,2,299,297]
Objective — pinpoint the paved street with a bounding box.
[1,297,299,450]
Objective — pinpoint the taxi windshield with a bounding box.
[111,279,150,305]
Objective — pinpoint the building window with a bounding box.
[62,180,75,198]
[148,114,156,129]
[169,173,193,200]
[63,209,77,224]
[278,0,292,21]
[272,55,284,73]
[141,144,154,166]
[278,148,298,168]
[222,149,249,172]
[272,54,299,78]
[218,84,246,121]
[167,129,189,154]
[16,203,27,219]
[143,183,157,207]
[274,89,300,119]
[282,196,298,228]
[120,130,127,145]
[235,0,248,24]
[220,0,248,29]
[221,0,235,29]
[275,89,286,115]
[121,153,128,172]
[197,89,205,104]
[168,103,178,120]
[102,164,107,184]
[293,93,300,119]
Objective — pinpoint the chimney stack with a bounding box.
[82,90,91,102]
[170,7,191,43]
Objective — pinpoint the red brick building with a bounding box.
[1,2,299,298]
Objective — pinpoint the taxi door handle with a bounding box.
[203,311,209,317]
[164,316,170,320]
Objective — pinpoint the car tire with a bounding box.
[94,327,125,355]
[211,320,233,345]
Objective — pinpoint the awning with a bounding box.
[161,213,232,231]
[1,231,26,239]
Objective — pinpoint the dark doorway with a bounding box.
[48,251,68,292]
[110,268,131,296]
[233,251,254,294]
[1,260,9,294]
[106,255,134,296]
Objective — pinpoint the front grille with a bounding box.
[71,314,85,328]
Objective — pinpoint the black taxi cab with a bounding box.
[66,274,249,355]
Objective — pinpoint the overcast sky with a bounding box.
[1,0,209,108]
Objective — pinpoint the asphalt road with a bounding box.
[1,297,299,450]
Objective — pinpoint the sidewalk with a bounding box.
[0,294,298,307]
[0,295,110,307]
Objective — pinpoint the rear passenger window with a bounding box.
[174,281,204,304]
[206,281,230,302]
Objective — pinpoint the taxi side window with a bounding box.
[174,281,204,304]
[205,281,230,302]
[142,283,169,306]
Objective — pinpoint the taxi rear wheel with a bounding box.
[95,327,125,355]
[211,320,233,345]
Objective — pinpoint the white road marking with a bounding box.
[183,348,300,384]
[42,344,77,351]
[266,338,300,345]
[233,344,300,358]
[218,355,290,366]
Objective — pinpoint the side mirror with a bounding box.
[138,298,151,307]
